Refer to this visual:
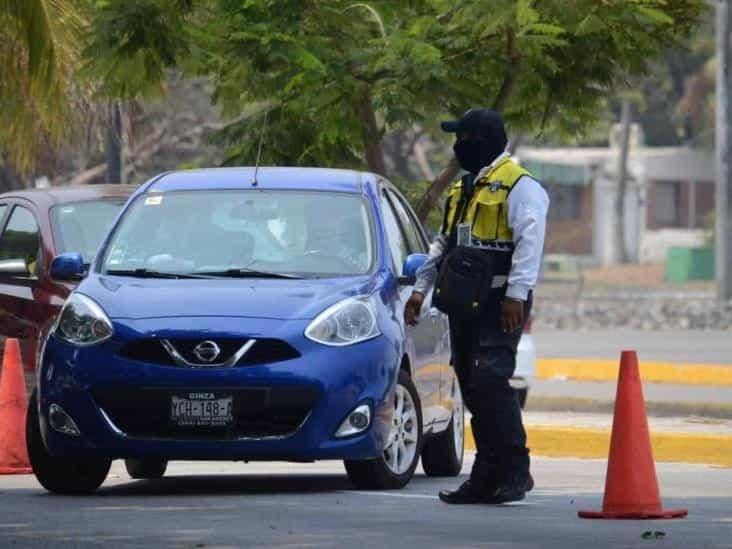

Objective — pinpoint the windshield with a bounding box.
[51,200,127,263]
[101,190,374,277]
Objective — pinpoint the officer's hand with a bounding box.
[501,298,524,333]
[404,292,425,326]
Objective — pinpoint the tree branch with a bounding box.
[404,129,425,157]
[415,157,460,223]
[492,28,522,111]
[412,140,434,181]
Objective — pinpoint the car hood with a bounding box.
[78,274,378,320]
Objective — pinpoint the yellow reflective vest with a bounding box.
[442,156,533,245]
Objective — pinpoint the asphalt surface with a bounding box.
[533,329,732,365]
[1,457,730,548]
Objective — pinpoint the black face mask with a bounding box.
[453,138,505,174]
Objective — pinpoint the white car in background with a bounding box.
[512,316,537,408]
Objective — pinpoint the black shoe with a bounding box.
[438,480,493,504]
[482,472,534,504]
[525,472,534,492]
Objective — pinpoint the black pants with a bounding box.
[449,298,531,492]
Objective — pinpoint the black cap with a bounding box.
[441,109,506,139]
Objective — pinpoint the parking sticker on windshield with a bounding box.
[145,195,163,206]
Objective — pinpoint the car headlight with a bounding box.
[53,293,113,346]
[305,296,381,346]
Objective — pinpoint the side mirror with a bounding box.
[399,253,428,285]
[50,253,85,281]
[0,258,30,277]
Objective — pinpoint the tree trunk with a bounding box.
[716,0,732,300]
[493,29,521,112]
[357,93,386,177]
[105,102,123,184]
[615,100,632,264]
[0,162,26,192]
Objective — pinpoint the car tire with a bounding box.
[344,370,423,490]
[516,388,528,409]
[125,458,168,479]
[421,382,464,477]
[26,389,111,494]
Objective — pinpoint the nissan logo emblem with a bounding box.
[193,340,221,363]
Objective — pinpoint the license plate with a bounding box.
[170,394,233,427]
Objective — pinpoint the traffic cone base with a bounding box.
[578,350,687,520]
[578,509,688,520]
[0,465,32,474]
[0,338,32,474]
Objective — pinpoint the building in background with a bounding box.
[517,127,715,265]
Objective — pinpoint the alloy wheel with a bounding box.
[383,383,419,475]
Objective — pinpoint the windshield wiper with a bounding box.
[105,268,213,279]
[197,267,302,279]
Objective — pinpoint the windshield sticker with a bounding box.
[145,196,163,206]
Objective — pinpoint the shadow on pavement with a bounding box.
[97,473,355,496]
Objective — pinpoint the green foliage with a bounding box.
[82,0,195,98]
[83,0,705,184]
[0,0,87,170]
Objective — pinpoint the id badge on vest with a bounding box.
[456,223,472,247]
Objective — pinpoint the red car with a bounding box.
[0,185,136,371]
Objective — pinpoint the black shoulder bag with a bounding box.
[432,175,498,319]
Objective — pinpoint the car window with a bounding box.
[379,191,409,274]
[386,189,427,254]
[0,206,41,276]
[51,200,126,263]
[0,205,8,226]
[102,190,374,277]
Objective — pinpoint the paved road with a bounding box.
[533,329,732,365]
[1,457,730,548]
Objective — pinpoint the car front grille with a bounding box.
[94,386,318,440]
[118,338,300,367]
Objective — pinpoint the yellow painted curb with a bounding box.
[537,358,732,386]
[465,425,732,468]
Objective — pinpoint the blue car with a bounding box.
[28,167,465,493]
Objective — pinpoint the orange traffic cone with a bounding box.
[578,350,687,519]
[0,338,32,474]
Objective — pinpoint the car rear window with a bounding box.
[51,200,127,263]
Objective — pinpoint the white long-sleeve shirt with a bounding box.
[414,154,549,301]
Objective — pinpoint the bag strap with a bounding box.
[447,173,477,240]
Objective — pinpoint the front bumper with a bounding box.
[37,316,398,462]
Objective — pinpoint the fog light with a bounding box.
[49,404,81,436]
[335,404,371,438]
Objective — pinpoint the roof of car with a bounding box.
[146,167,375,194]
[0,184,137,207]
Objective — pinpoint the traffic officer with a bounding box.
[404,109,549,504]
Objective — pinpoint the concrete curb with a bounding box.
[537,358,732,386]
[465,425,732,468]
[525,396,732,420]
